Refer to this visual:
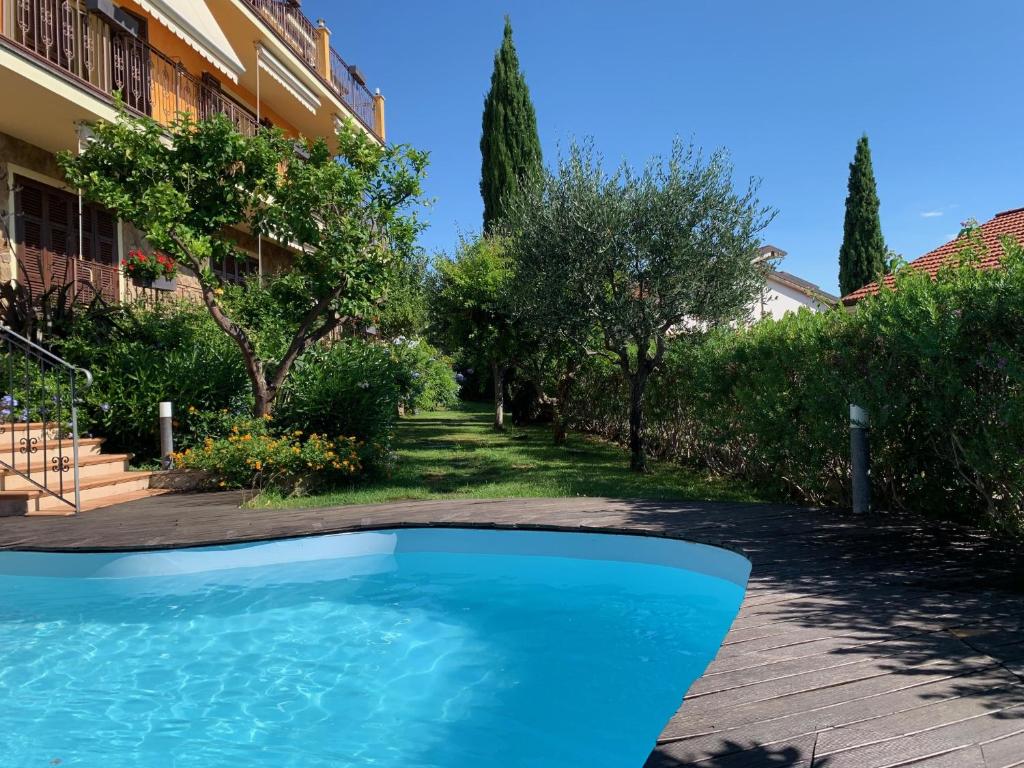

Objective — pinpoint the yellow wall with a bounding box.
[118,0,301,138]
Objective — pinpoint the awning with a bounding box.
[135,0,245,83]
[257,43,320,113]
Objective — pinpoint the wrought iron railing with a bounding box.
[0,324,92,513]
[2,0,259,136]
[241,0,380,138]
[5,0,105,89]
[243,0,318,69]
[328,47,376,131]
[117,33,260,136]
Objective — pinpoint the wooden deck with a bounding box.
[0,493,1021,767]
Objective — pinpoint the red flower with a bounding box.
[122,248,177,281]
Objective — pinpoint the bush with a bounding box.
[57,296,453,476]
[274,337,458,444]
[58,301,247,460]
[388,336,460,412]
[274,340,402,450]
[566,242,1024,533]
[171,414,380,494]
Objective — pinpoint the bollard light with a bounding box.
[849,404,870,514]
[159,401,174,470]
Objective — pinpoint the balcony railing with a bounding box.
[328,47,375,132]
[243,0,318,69]
[2,0,259,136]
[241,0,379,137]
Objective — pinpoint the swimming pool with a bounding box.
[0,527,749,767]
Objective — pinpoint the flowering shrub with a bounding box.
[0,362,91,436]
[389,335,460,412]
[171,415,382,494]
[0,393,27,423]
[122,249,177,281]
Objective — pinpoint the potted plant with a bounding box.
[123,249,178,291]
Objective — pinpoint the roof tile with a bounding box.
[841,207,1024,305]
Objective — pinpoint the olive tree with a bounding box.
[503,139,771,471]
[60,107,427,416]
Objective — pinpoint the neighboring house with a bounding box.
[0,0,386,306]
[841,207,1024,306]
[749,245,839,322]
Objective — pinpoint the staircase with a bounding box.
[0,325,167,517]
[0,423,166,515]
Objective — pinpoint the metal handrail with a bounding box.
[328,47,376,131]
[0,324,92,514]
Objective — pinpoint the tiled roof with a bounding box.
[841,206,1024,305]
[758,244,788,259]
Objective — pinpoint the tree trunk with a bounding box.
[552,366,576,446]
[492,361,505,431]
[553,414,567,445]
[628,373,648,472]
[252,380,274,418]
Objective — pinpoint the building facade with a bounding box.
[0,0,385,308]
[749,245,838,323]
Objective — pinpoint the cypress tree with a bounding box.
[480,16,542,232]
[839,134,887,295]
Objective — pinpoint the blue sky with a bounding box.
[307,0,1024,294]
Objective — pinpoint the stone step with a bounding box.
[0,454,132,491]
[0,421,73,444]
[0,471,157,516]
[0,437,106,462]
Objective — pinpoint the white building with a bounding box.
[749,245,838,323]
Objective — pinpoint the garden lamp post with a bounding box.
[159,401,174,470]
[850,404,870,514]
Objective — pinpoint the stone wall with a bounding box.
[121,225,294,305]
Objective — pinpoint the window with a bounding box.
[213,253,258,285]
[14,176,119,304]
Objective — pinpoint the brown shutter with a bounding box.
[15,181,47,300]
[15,176,121,307]
[94,207,119,303]
[46,186,74,298]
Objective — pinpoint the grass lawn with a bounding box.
[250,402,765,509]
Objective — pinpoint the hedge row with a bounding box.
[565,246,1024,533]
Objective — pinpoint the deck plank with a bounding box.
[0,492,1021,767]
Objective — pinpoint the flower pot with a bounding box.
[133,276,177,291]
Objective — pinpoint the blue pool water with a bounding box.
[0,529,748,767]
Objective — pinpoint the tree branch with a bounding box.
[267,277,351,396]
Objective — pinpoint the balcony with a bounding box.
[241,0,379,139]
[1,0,259,136]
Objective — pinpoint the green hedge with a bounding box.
[566,247,1024,533]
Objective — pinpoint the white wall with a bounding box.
[748,277,830,323]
